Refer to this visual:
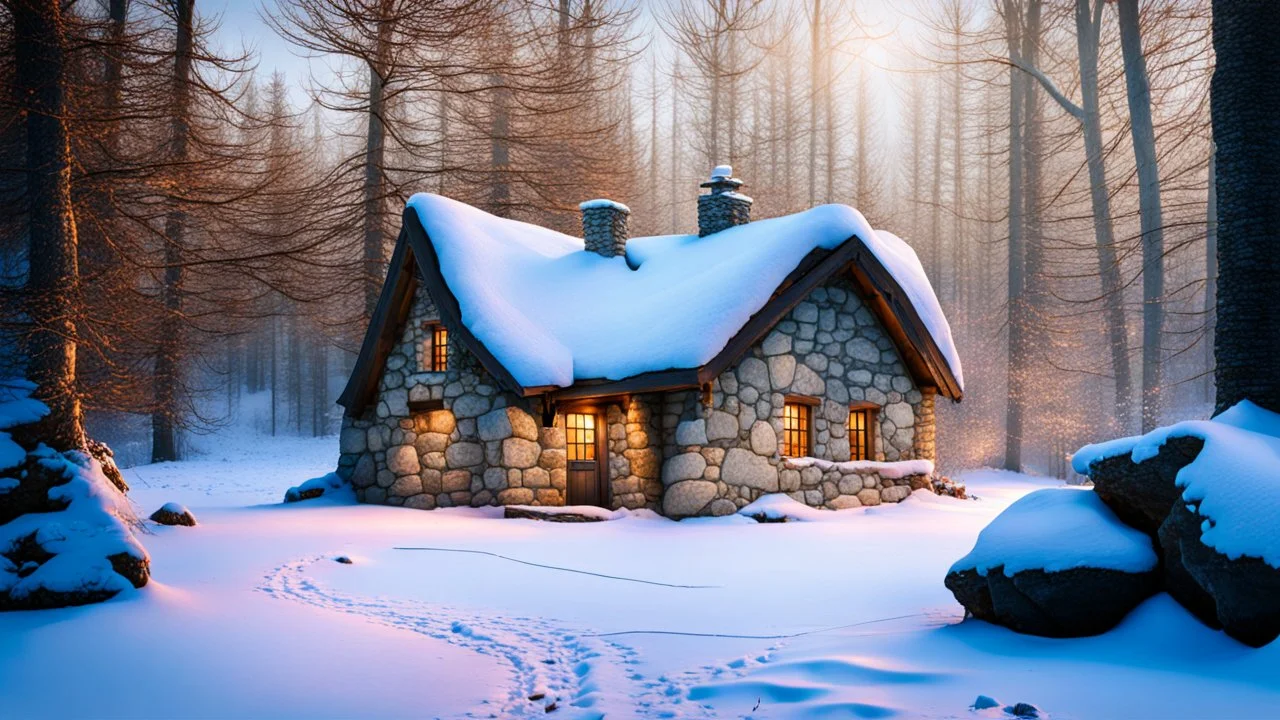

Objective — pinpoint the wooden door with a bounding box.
[564,410,606,506]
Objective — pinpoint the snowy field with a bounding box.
[4,434,1280,719]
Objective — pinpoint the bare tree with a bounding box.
[1116,0,1165,431]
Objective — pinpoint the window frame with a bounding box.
[424,322,448,372]
[782,395,818,458]
[848,401,878,461]
[564,410,598,462]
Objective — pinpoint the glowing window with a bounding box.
[426,324,448,372]
[565,412,596,461]
[849,408,872,461]
[782,402,812,458]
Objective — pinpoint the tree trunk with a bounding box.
[1074,0,1133,429]
[1017,0,1045,468]
[823,18,835,203]
[1117,0,1165,432]
[930,76,944,284]
[808,0,820,207]
[362,6,392,320]
[855,64,869,212]
[1003,0,1026,472]
[1211,0,1280,414]
[151,0,195,463]
[951,24,964,312]
[1203,141,1217,404]
[671,56,681,232]
[13,0,85,452]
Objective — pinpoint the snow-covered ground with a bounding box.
[4,434,1280,719]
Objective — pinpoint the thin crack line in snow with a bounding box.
[585,613,928,639]
[392,546,722,588]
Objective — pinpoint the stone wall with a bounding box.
[336,288,568,509]
[604,395,664,510]
[659,277,931,517]
[778,458,932,510]
[338,274,941,518]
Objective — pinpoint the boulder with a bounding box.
[946,488,1159,637]
[1160,501,1280,647]
[1087,436,1204,535]
[150,502,197,527]
[946,565,1158,638]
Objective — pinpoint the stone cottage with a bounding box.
[334,166,964,518]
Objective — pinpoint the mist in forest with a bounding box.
[0,0,1215,475]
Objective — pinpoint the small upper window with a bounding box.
[782,401,813,458]
[426,323,448,372]
[849,407,872,461]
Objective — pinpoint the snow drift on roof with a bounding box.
[408,193,963,390]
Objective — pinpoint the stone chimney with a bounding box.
[580,199,630,258]
[697,164,752,237]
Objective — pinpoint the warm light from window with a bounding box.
[428,324,448,372]
[782,402,811,458]
[566,412,596,461]
[849,408,871,461]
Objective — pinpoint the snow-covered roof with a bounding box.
[340,194,963,410]
[405,194,962,394]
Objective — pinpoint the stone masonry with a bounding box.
[658,276,932,517]
[337,289,568,509]
[580,200,629,258]
[337,272,937,517]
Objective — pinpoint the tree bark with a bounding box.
[1211,0,1280,414]
[151,0,195,463]
[13,0,85,452]
[1003,0,1026,472]
[808,0,820,207]
[1014,0,1045,471]
[1117,0,1165,432]
[1074,0,1133,429]
[1203,141,1217,404]
[362,3,392,319]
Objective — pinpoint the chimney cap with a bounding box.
[579,198,631,213]
[700,164,743,192]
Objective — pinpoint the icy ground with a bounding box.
[4,435,1280,719]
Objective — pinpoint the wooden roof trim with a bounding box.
[697,242,861,386]
[336,225,416,413]
[548,368,700,403]
[401,208,528,398]
[696,235,963,401]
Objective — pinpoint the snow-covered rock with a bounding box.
[284,472,346,503]
[946,488,1159,638]
[150,502,197,527]
[1073,401,1280,646]
[1,445,149,610]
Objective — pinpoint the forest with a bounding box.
[2,0,1218,477]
